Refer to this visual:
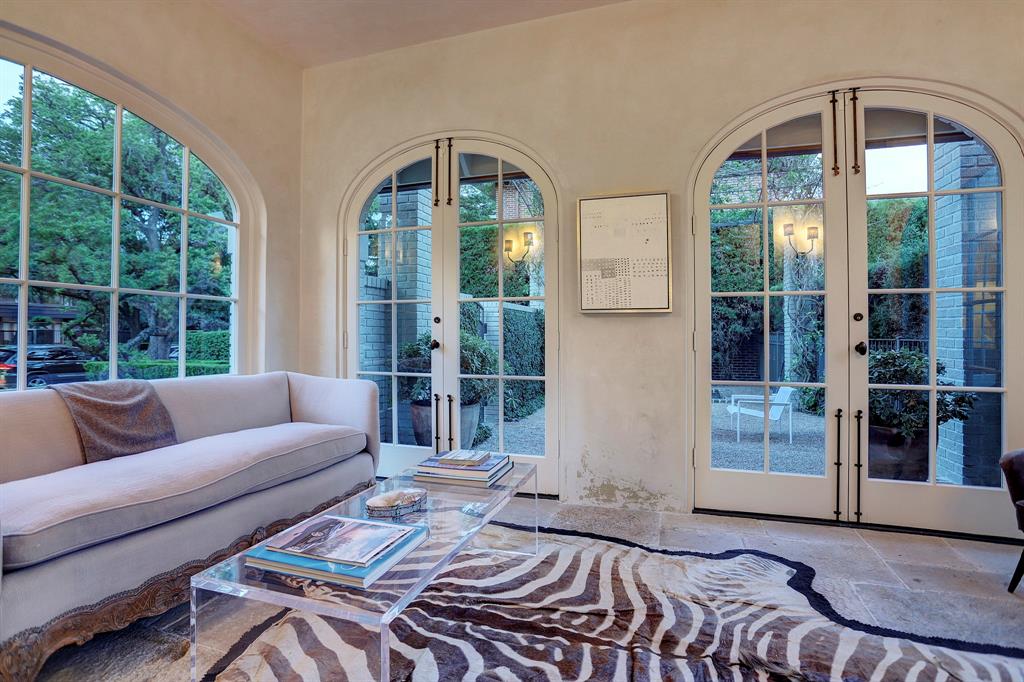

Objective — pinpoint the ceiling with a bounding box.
[208,0,623,67]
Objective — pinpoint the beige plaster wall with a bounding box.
[2,0,304,372]
[299,0,1024,509]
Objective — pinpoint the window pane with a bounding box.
[766,114,823,202]
[937,391,1002,487]
[120,200,181,291]
[867,197,929,289]
[397,376,431,446]
[359,374,393,444]
[770,295,825,383]
[0,169,19,277]
[0,283,18,390]
[711,135,761,205]
[503,380,544,456]
[359,176,392,230]
[769,204,824,291]
[27,286,109,387]
[934,117,1000,191]
[395,303,431,373]
[501,161,543,219]
[460,224,498,298]
[712,385,765,471]
[358,232,391,300]
[503,221,543,297]
[503,300,544,377]
[358,303,391,372]
[0,59,23,167]
[460,301,498,375]
[31,71,115,189]
[935,192,1001,288]
[868,293,930,384]
[30,178,112,286]
[769,386,826,476]
[462,378,497,450]
[396,229,431,300]
[188,153,234,221]
[395,158,432,227]
[187,217,234,297]
[117,294,179,378]
[711,208,762,293]
[185,299,231,375]
[711,296,764,381]
[868,388,929,482]
[459,153,498,223]
[121,110,183,206]
[935,292,1001,388]
[864,109,927,195]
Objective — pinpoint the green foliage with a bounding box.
[397,331,497,405]
[502,306,545,420]
[459,225,498,298]
[85,360,228,381]
[186,330,230,362]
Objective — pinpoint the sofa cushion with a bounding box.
[1,422,367,569]
[0,390,84,483]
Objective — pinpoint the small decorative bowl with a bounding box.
[365,487,427,520]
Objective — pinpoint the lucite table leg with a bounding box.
[531,468,540,556]
[189,586,198,682]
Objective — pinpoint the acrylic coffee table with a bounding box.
[190,463,538,681]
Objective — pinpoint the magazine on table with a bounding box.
[265,515,414,567]
[415,459,514,487]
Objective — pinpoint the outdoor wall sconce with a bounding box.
[783,223,818,256]
[504,231,534,264]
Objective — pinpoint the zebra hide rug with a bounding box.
[212,524,1024,681]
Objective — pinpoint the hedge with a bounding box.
[185,330,230,362]
[85,360,230,381]
[502,305,545,420]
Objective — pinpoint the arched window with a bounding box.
[0,58,238,389]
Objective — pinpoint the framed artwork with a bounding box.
[577,191,671,313]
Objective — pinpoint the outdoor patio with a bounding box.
[711,399,827,475]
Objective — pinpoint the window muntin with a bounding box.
[0,58,239,390]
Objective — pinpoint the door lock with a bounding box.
[854,341,867,356]
[430,339,441,350]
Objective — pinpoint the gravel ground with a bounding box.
[470,403,545,456]
[711,401,827,475]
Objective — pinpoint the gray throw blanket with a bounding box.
[51,380,178,463]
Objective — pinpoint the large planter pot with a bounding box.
[867,425,928,481]
[409,400,483,449]
[460,402,481,449]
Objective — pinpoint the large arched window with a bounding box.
[0,57,238,390]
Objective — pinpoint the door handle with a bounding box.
[854,341,867,356]
[430,339,441,350]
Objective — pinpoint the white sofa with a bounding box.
[0,371,379,680]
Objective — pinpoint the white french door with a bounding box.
[346,140,559,494]
[696,89,1023,537]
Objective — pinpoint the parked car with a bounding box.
[0,344,97,389]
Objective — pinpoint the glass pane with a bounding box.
[0,59,23,167]
[462,378,497,450]
[711,208,762,292]
[936,391,1001,487]
[358,232,391,300]
[460,224,498,298]
[117,294,179,378]
[359,176,392,230]
[460,301,498,375]
[30,178,112,286]
[711,135,761,205]
[185,299,231,375]
[395,303,431,373]
[503,380,544,456]
[769,204,824,291]
[769,386,826,475]
[395,158,432,227]
[503,221,543,297]
[0,169,20,278]
[459,153,498,223]
[865,108,927,195]
[188,153,234,221]
[120,200,180,291]
[121,110,183,205]
[935,292,1001,388]
[867,197,929,289]
[766,114,823,202]
[397,376,432,446]
[0,283,18,390]
[502,161,543,219]
[711,385,765,471]
[770,295,825,383]
[31,71,115,189]
[711,296,764,381]
[358,303,391,372]
[503,300,544,377]
[27,286,109,387]
[396,229,431,300]
[935,192,1001,288]
[868,388,929,482]
[188,217,234,297]
[934,117,1000,191]
[868,293,930,384]
[358,374,393,444]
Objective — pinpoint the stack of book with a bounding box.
[414,450,512,487]
[245,515,427,589]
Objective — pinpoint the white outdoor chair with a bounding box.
[725,386,795,444]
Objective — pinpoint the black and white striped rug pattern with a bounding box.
[212,524,1024,681]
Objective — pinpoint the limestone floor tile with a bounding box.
[885,560,1022,602]
[760,520,867,546]
[741,534,904,586]
[811,577,878,626]
[547,504,661,546]
[857,529,973,569]
[492,495,561,527]
[945,537,1024,575]
[854,582,1024,649]
[657,526,748,554]
[661,511,766,536]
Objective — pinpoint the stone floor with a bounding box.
[37,500,1024,680]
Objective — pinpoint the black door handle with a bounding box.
[854,341,867,356]
[430,339,440,350]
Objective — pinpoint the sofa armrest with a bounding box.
[286,372,380,470]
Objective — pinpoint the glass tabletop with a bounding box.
[191,463,537,625]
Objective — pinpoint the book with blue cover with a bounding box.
[417,452,509,479]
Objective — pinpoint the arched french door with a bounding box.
[344,139,559,494]
[695,89,1023,537]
